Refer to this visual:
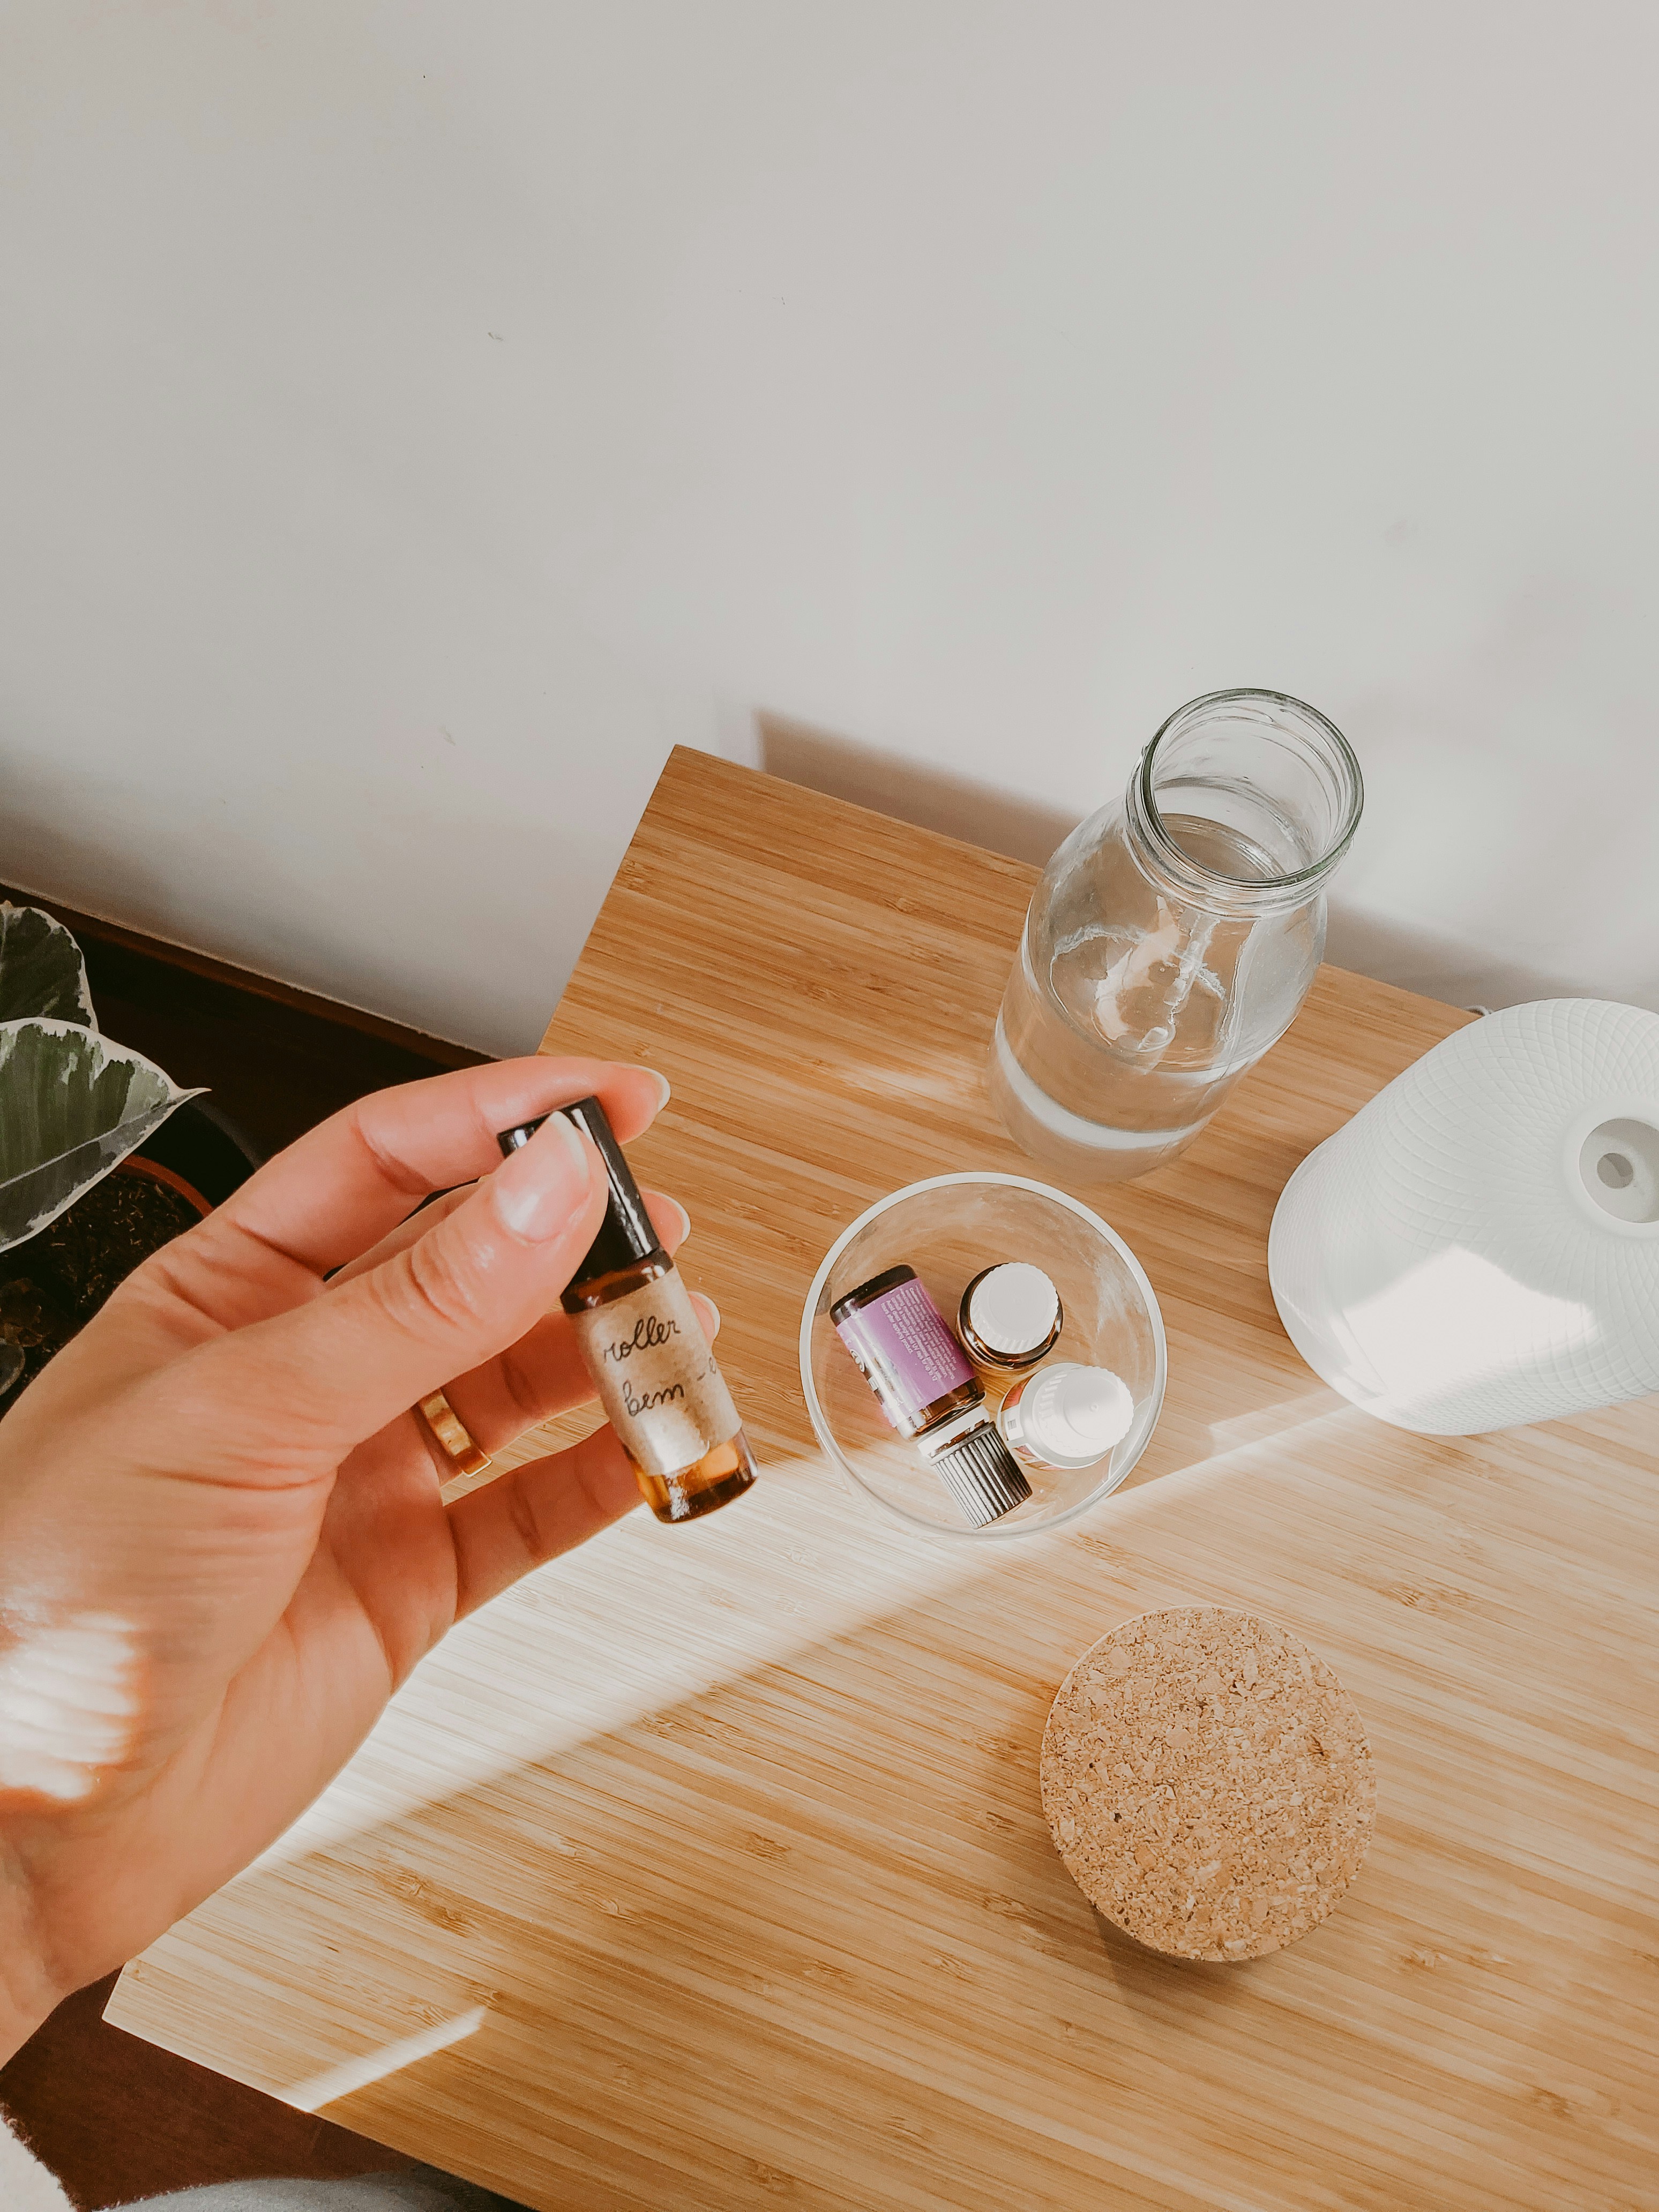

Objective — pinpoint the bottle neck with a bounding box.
[561,1250,671,1313]
[1121,687,1362,920]
[1122,765,1328,920]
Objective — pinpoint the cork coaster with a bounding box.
[1041,1606,1375,1962]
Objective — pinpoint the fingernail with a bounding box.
[662,1197,691,1247]
[492,1111,593,1240]
[701,1295,721,1335]
[640,1066,671,1114]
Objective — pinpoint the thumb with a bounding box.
[163,1114,609,1468]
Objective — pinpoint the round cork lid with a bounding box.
[1041,1606,1375,1962]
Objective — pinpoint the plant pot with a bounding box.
[0,1097,262,1405]
[134,1095,264,1209]
[116,1153,214,1220]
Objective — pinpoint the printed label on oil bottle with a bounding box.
[833,1275,976,1434]
[569,1267,741,1480]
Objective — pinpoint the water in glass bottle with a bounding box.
[989,690,1363,1184]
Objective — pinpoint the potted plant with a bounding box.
[0,903,259,1400]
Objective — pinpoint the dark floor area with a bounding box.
[2,1977,409,2208]
[0,891,490,2206]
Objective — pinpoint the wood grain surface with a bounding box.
[109,748,1659,2212]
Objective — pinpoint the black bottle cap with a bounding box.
[928,1422,1032,1528]
[496,1095,662,1286]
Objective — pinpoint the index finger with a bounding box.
[196,1057,669,1286]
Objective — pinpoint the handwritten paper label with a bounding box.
[570,1268,741,1478]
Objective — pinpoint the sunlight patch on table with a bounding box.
[250,1451,989,1868]
[288,2005,489,2111]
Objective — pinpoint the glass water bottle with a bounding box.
[990,689,1363,1184]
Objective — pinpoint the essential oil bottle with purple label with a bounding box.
[829,1263,1030,1527]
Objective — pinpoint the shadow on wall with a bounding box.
[1318,906,1595,1017]
[758,712,1077,869]
[754,710,1599,1015]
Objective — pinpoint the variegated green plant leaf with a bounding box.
[0,1019,204,1255]
[0,904,94,1026]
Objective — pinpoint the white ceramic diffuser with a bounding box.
[1268,1000,1659,1434]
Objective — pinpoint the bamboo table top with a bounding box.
[109,748,1659,2212]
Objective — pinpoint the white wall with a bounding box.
[2,2,1655,1053]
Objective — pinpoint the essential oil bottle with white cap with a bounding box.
[958,1262,1063,1372]
[498,1097,758,1523]
[998,1362,1134,1473]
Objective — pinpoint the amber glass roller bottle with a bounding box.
[498,1097,758,1523]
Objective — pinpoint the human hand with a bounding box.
[0,1058,708,2054]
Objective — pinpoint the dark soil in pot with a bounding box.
[0,1098,261,1403]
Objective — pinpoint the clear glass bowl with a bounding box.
[799,1172,1167,1541]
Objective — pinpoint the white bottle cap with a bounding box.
[1000,1362,1134,1472]
[961,1262,1061,1363]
